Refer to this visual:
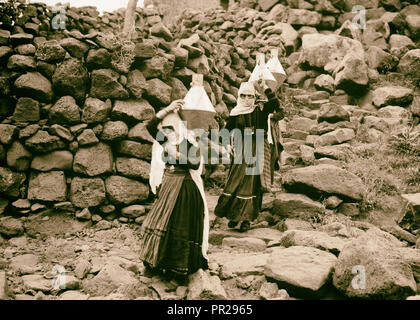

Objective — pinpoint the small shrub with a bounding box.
[388,125,420,157]
[99,31,136,73]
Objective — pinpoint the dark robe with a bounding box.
[215,89,283,223]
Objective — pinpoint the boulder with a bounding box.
[0,30,10,45]
[314,74,335,93]
[187,55,210,75]
[112,99,155,123]
[187,269,227,300]
[362,19,390,50]
[86,48,112,70]
[28,171,67,202]
[21,275,51,293]
[277,218,314,232]
[49,125,74,142]
[140,56,174,80]
[19,124,40,140]
[389,34,415,52]
[116,140,152,161]
[70,177,106,208]
[49,96,81,125]
[77,129,99,147]
[272,193,325,220]
[115,157,150,180]
[334,53,369,96]
[299,34,365,74]
[0,124,18,145]
[314,145,350,161]
[126,70,147,99]
[6,141,32,171]
[210,251,270,278]
[52,59,89,102]
[279,230,346,255]
[90,69,129,100]
[150,22,173,41]
[13,97,40,122]
[10,254,39,274]
[81,98,112,124]
[222,237,267,252]
[171,47,189,68]
[286,9,322,26]
[314,128,355,147]
[398,193,420,231]
[128,122,155,144]
[24,130,66,154]
[101,121,128,142]
[83,262,138,296]
[259,282,279,300]
[134,40,157,59]
[0,216,24,238]
[372,86,414,108]
[282,164,366,201]
[14,72,53,102]
[318,103,350,123]
[59,38,89,59]
[59,291,89,300]
[35,40,66,63]
[287,117,317,132]
[335,20,362,42]
[397,49,420,80]
[121,205,146,218]
[265,246,337,298]
[7,54,36,71]
[76,208,91,221]
[10,33,33,46]
[333,231,417,299]
[105,176,149,205]
[0,47,13,65]
[259,0,279,11]
[377,106,411,120]
[144,78,172,107]
[73,143,113,177]
[0,167,26,197]
[0,198,8,215]
[31,150,73,172]
[366,46,398,72]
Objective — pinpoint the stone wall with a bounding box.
[0,0,419,225]
[0,2,227,223]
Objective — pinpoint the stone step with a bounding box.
[209,228,283,246]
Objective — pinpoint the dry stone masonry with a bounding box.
[0,0,419,301]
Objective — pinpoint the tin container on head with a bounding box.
[180,74,216,131]
[266,48,287,91]
[249,52,277,93]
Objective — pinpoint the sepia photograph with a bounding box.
[0,0,419,311]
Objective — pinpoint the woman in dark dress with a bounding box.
[138,100,209,284]
[214,81,283,232]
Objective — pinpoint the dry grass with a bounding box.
[344,126,420,217]
[99,31,136,73]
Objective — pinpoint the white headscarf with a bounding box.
[229,82,257,116]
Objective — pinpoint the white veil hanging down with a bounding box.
[149,111,209,261]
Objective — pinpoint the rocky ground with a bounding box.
[0,188,419,300]
[1,0,420,301]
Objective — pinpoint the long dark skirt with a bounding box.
[214,161,263,223]
[139,171,207,275]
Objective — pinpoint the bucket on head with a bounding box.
[249,52,277,92]
[181,74,216,130]
[266,48,287,91]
